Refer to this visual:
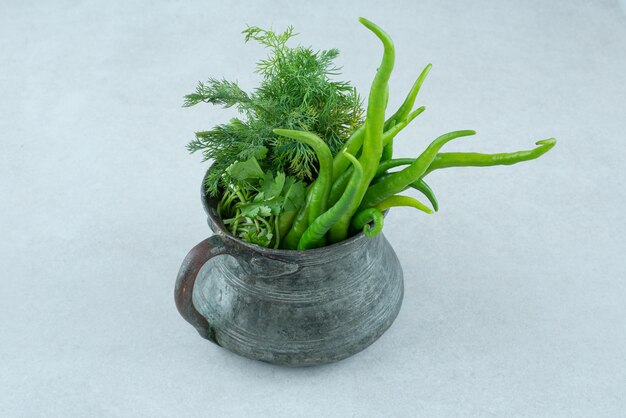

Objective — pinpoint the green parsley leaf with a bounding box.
[225,157,265,181]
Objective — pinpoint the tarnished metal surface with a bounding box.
[175,176,404,367]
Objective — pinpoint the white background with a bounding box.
[1,0,625,416]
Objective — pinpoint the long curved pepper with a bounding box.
[381,142,394,162]
[384,63,432,129]
[332,84,428,185]
[375,158,416,176]
[381,120,396,162]
[375,195,433,215]
[409,179,439,212]
[281,192,312,250]
[332,125,365,183]
[329,107,426,206]
[425,138,557,175]
[350,208,384,237]
[273,129,333,225]
[360,130,476,209]
[298,153,364,250]
[328,167,353,207]
[329,17,395,244]
[370,171,439,212]
[383,106,425,147]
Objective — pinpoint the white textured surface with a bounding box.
[1,0,625,416]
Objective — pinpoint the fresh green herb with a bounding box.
[185,26,363,196]
[217,157,306,248]
[184,18,557,250]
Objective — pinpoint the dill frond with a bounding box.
[185,25,364,195]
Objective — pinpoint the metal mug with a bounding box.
[175,173,404,366]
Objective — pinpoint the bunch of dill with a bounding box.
[184,26,363,196]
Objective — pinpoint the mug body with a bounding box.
[175,182,404,366]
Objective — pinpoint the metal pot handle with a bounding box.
[174,235,229,343]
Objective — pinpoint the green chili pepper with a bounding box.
[328,17,395,243]
[370,170,439,212]
[425,138,557,175]
[383,106,425,146]
[380,114,396,161]
[375,195,433,214]
[273,129,333,225]
[410,179,438,212]
[277,211,297,241]
[352,196,433,237]
[379,64,431,167]
[332,64,430,180]
[328,166,353,207]
[332,125,365,183]
[281,191,312,249]
[381,139,393,163]
[328,107,426,206]
[360,130,476,209]
[298,153,364,250]
[369,138,557,212]
[281,181,316,249]
[350,208,384,237]
[385,64,432,129]
[375,158,416,176]
[373,158,439,211]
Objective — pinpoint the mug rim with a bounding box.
[200,168,378,256]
